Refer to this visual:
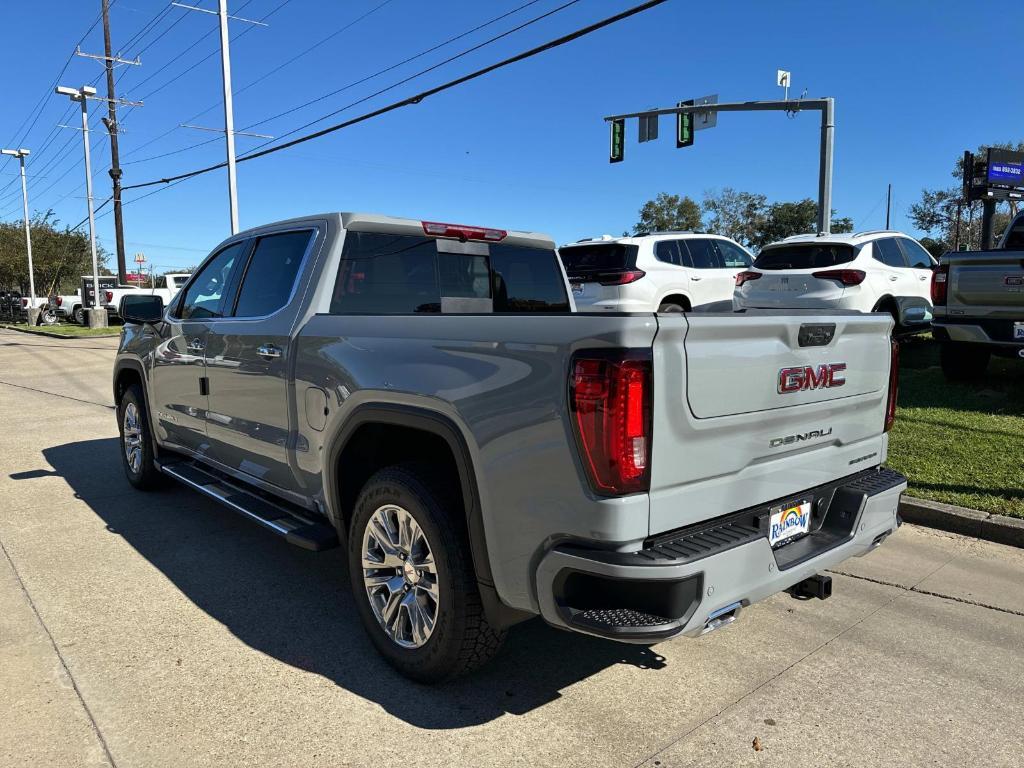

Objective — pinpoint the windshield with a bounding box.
[754,243,857,270]
[559,243,638,275]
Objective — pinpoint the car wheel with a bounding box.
[73,306,85,325]
[40,308,58,325]
[117,384,164,490]
[658,302,686,313]
[348,464,506,682]
[939,342,990,382]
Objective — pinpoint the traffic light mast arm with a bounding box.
[604,98,835,235]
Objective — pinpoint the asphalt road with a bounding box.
[1,328,1022,768]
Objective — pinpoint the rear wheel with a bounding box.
[658,302,686,313]
[348,465,505,682]
[940,342,990,382]
[73,306,85,325]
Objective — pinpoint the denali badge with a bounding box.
[778,363,847,393]
[770,427,833,448]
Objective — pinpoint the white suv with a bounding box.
[733,230,937,329]
[559,232,753,313]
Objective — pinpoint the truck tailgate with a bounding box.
[950,253,1024,312]
[649,312,893,536]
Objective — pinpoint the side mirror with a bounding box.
[121,294,164,324]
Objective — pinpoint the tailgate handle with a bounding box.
[798,324,836,347]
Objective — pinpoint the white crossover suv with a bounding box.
[559,232,753,313]
[733,231,937,330]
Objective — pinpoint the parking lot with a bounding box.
[1,327,1023,768]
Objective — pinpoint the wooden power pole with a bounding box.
[101,0,127,284]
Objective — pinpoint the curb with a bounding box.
[0,324,120,340]
[899,496,1024,549]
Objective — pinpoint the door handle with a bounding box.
[257,344,282,360]
[186,338,205,352]
[888,275,898,281]
[919,275,928,280]
[690,276,702,281]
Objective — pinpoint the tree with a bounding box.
[702,188,767,248]
[634,192,702,234]
[0,212,107,295]
[750,199,853,249]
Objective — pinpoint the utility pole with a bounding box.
[885,183,892,229]
[76,1,141,285]
[56,85,105,328]
[1,148,36,324]
[604,98,837,234]
[174,1,268,235]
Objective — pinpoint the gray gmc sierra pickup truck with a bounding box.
[933,211,1024,380]
[114,212,906,681]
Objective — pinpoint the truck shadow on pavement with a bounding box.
[40,439,667,729]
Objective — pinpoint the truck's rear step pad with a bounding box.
[158,459,339,551]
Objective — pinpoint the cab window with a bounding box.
[178,241,246,320]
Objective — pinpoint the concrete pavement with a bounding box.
[1,328,1022,767]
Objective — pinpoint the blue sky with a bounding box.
[1,0,1022,273]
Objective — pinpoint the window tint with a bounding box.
[897,238,934,269]
[489,243,570,312]
[179,241,245,319]
[330,233,569,315]
[654,240,684,266]
[715,239,752,268]
[559,243,637,274]
[233,230,312,317]
[754,243,856,270]
[873,238,907,268]
[683,238,722,269]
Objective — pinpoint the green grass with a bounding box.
[1,322,122,338]
[886,334,1024,519]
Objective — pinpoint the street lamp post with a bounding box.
[0,148,37,325]
[55,84,106,328]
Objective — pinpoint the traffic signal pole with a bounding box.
[604,98,836,234]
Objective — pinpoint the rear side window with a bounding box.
[654,240,687,266]
[233,230,312,317]
[897,238,934,269]
[715,240,752,268]
[559,243,638,275]
[331,232,569,314]
[873,238,907,268]
[754,243,857,270]
[682,239,722,269]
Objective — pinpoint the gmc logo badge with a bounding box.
[778,363,847,393]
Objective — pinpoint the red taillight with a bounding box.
[812,269,866,286]
[931,264,948,306]
[884,340,899,433]
[21,298,28,307]
[421,221,507,242]
[56,296,63,307]
[570,353,652,495]
[105,290,113,303]
[598,269,646,286]
[735,270,762,287]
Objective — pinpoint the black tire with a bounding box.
[347,464,506,682]
[939,341,990,382]
[117,383,164,490]
[658,302,686,313]
[73,306,85,325]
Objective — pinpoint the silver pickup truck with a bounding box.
[113,212,906,681]
[933,211,1024,380]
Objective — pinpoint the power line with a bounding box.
[123,0,550,166]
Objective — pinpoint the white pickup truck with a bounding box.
[102,274,192,322]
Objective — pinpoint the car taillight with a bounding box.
[812,269,866,286]
[56,296,63,306]
[884,340,899,433]
[569,353,652,495]
[421,221,507,242]
[105,290,113,303]
[21,298,28,307]
[735,270,762,287]
[931,264,948,305]
[598,269,645,286]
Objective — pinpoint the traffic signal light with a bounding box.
[676,100,694,148]
[609,118,625,163]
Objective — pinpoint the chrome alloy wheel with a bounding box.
[122,402,143,474]
[361,504,439,649]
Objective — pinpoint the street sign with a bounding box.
[638,112,658,143]
[609,118,625,163]
[676,99,694,147]
[693,94,718,131]
[777,70,791,87]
